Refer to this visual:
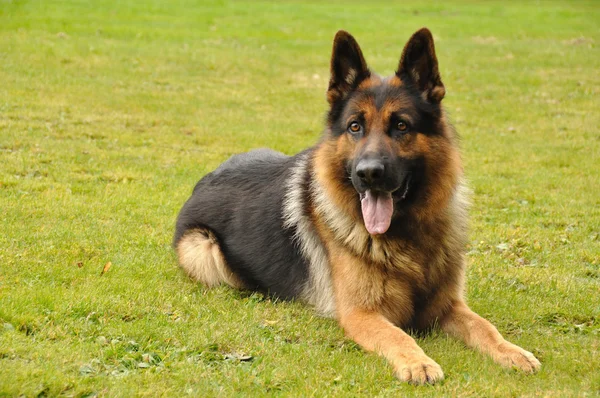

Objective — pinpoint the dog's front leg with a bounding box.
[339,307,444,384]
[327,245,443,384]
[440,300,541,372]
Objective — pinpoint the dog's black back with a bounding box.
[174,149,309,299]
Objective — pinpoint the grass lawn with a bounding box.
[1,0,599,396]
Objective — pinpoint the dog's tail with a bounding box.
[175,228,244,289]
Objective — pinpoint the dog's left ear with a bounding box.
[327,30,370,105]
[396,28,445,103]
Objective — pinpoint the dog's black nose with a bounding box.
[356,158,385,185]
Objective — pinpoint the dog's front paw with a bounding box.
[495,341,541,373]
[394,355,444,385]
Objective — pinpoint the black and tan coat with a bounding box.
[174,28,540,384]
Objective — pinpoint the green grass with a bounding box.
[1,0,599,396]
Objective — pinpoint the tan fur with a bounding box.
[357,74,382,90]
[440,300,541,372]
[309,103,540,383]
[283,153,336,316]
[328,247,444,384]
[176,29,540,385]
[176,229,244,289]
[386,75,403,87]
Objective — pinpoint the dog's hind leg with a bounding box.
[176,228,244,289]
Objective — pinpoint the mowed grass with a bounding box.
[0,0,599,396]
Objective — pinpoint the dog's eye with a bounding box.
[397,120,408,132]
[348,122,362,134]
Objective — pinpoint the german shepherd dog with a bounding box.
[174,28,541,384]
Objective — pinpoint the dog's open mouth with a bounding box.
[359,175,411,236]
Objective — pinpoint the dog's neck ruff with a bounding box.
[282,152,336,317]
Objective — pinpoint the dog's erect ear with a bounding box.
[396,28,445,102]
[327,31,370,105]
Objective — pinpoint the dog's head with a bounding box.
[323,28,460,235]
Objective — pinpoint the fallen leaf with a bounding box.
[79,365,95,375]
[496,243,509,251]
[224,353,253,362]
[100,261,112,276]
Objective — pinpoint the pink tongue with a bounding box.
[360,190,393,235]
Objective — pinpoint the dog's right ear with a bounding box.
[327,31,370,105]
